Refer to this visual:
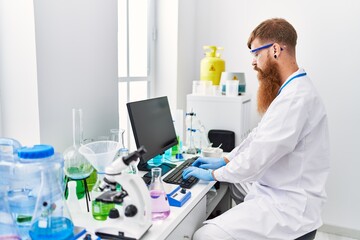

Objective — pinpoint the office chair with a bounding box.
[294,229,317,240]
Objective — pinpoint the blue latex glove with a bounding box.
[182,166,214,181]
[192,157,226,170]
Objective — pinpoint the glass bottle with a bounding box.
[63,109,94,198]
[0,187,21,240]
[149,168,170,221]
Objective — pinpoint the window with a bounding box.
[118,0,155,150]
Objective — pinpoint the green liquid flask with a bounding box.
[92,200,115,221]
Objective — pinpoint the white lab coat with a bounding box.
[207,68,330,240]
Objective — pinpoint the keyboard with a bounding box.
[163,156,199,189]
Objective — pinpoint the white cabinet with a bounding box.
[165,196,207,240]
[186,94,251,146]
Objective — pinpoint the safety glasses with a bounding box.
[250,43,274,56]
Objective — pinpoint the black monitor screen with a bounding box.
[127,96,178,171]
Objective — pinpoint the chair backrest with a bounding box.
[294,230,317,240]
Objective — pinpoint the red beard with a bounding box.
[254,57,282,115]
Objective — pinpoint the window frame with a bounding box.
[118,0,156,149]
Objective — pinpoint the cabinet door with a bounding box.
[165,196,207,240]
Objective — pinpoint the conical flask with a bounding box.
[110,128,125,149]
[0,187,21,240]
[149,168,170,220]
[24,145,74,240]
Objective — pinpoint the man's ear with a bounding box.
[272,43,282,59]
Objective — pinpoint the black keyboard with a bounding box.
[163,156,199,189]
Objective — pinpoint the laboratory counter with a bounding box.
[70,161,232,240]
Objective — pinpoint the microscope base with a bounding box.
[72,210,152,240]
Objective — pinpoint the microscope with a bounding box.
[72,146,152,240]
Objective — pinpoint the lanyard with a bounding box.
[277,72,307,95]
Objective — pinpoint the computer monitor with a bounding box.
[127,96,178,173]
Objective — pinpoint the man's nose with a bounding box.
[252,58,257,67]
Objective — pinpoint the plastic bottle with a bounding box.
[0,138,22,189]
[149,168,170,220]
[0,188,21,240]
[200,46,225,86]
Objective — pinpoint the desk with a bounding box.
[70,161,232,240]
[143,180,230,240]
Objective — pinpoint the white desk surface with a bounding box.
[142,178,215,239]
[141,155,216,239]
[71,156,217,240]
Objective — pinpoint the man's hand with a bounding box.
[192,157,226,170]
[182,166,214,181]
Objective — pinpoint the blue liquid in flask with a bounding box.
[29,217,73,240]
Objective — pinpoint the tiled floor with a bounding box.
[315,232,358,240]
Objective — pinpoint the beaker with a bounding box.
[149,168,170,221]
[91,200,115,221]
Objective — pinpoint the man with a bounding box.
[183,18,330,240]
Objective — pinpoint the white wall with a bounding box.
[33,0,119,152]
[0,0,119,152]
[158,0,360,236]
[154,0,179,108]
[0,0,40,145]
[177,0,196,112]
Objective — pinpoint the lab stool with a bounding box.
[294,229,317,240]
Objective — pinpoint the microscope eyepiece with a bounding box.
[123,146,147,166]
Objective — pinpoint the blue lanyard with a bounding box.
[277,72,307,95]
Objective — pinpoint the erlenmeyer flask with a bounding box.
[0,187,21,240]
[110,129,126,160]
[28,146,74,240]
[110,129,125,149]
[149,168,170,220]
